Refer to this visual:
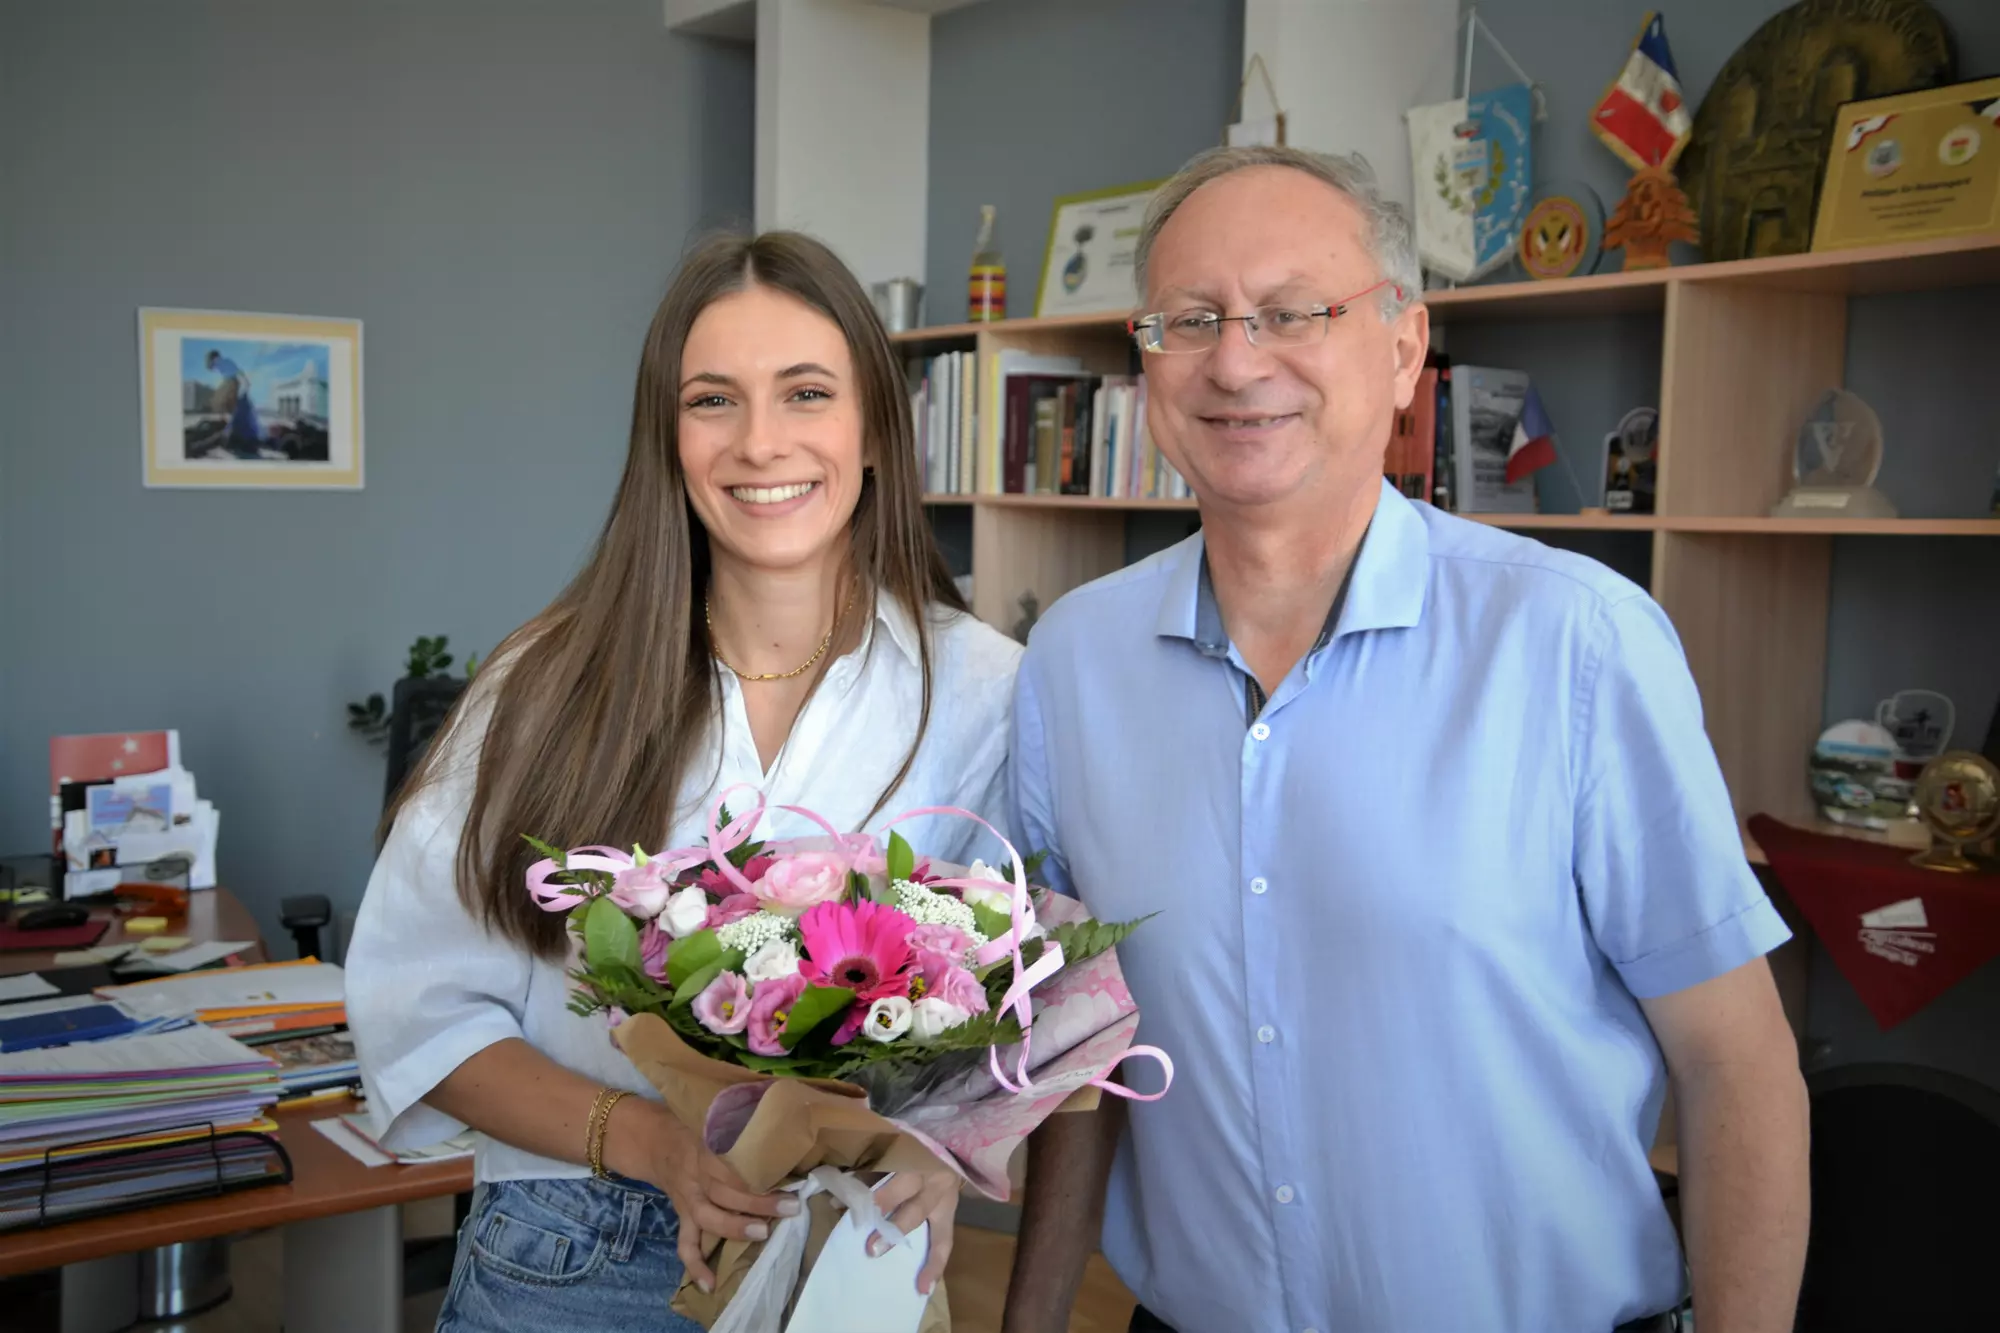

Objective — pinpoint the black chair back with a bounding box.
[384,676,469,811]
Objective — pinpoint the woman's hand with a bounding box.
[868,1169,962,1296]
[608,1098,798,1293]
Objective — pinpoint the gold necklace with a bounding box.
[706,584,856,682]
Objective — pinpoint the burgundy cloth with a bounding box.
[1749,814,2000,1030]
[0,917,108,952]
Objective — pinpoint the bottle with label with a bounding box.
[968,204,1005,322]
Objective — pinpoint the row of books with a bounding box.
[1387,356,1544,516]
[906,353,1189,500]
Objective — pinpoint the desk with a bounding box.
[0,1096,472,1277]
[0,892,473,1332]
[0,887,266,977]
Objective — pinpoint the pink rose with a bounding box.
[693,971,751,1035]
[741,853,776,882]
[907,924,977,960]
[752,852,849,918]
[911,949,989,1016]
[706,893,760,930]
[639,919,670,982]
[610,862,674,918]
[745,973,808,1056]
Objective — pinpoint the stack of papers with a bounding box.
[0,1025,280,1165]
[259,1031,359,1099]
[97,959,346,1037]
[59,754,220,896]
[315,1112,475,1168]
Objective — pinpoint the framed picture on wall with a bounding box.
[1034,179,1164,318]
[138,308,363,490]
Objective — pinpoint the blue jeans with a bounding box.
[436,1175,705,1332]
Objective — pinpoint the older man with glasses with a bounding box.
[1000,145,1810,1333]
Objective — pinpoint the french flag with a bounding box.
[1592,13,1692,170]
[1505,385,1557,485]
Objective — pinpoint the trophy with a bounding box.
[1909,751,2000,873]
[1770,389,1898,519]
[1875,689,1955,809]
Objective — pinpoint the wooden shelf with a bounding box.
[1742,815,1929,866]
[891,234,2000,340]
[1664,516,2000,536]
[890,310,1128,348]
[919,499,2000,534]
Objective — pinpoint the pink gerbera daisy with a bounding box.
[798,900,917,1002]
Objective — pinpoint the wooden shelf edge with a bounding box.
[897,234,2000,340]
[1741,814,1930,865]
[921,499,2000,533]
[1666,516,2000,536]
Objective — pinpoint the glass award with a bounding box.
[1770,388,1898,518]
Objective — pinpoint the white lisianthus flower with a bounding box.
[742,939,801,983]
[909,997,972,1042]
[658,886,710,940]
[862,995,914,1043]
[959,859,1015,915]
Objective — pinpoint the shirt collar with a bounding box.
[871,592,924,667]
[1155,477,1430,649]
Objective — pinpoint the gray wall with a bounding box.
[0,1,753,950]
[926,0,1244,326]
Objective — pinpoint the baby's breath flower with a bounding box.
[893,879,986,948]
[716,910,792,955]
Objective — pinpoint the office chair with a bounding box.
[384,675,468,809]
[1793,1063,2000,1330]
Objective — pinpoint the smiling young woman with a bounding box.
[343,231,1021,1331]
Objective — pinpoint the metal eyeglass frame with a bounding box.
[1128,278,1405,353]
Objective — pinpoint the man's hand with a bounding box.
[1641,956,1809,1332]
[870,1169,962,1295]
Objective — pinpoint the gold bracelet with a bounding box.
[586,1088,631,1180]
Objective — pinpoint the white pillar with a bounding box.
[1241,0,1462,215]
[755,0,931,288]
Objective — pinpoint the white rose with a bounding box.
[743,939,801,983]
[862,995,914,1043]
[659,886,710,940]
[909,997,971,1042]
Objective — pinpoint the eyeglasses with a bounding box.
[1129,279,1405,354]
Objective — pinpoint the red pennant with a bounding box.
[1749,814,2000,1029]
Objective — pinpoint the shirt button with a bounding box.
[1249,877,1268,895]
[1274,1184,1295,1204]
[1250,722,1272,741]
[1256,1025,1276,1044]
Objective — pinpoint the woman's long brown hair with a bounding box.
[385,231,965,959]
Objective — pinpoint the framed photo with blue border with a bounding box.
[138,308,363,490]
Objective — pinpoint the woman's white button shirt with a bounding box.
[345,600,1021,1183]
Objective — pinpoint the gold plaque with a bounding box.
[1680,0,1954,261]
[1909,750,2000,873]
[1813,77,2000,250]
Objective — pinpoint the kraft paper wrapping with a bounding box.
[611,891,1148,1329]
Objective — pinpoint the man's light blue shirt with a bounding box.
[1009,479,1790,1333]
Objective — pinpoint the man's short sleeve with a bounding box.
[1573,593,1791,999]
[1008,655,1073,898]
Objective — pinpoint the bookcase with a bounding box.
[900,232,2000,872]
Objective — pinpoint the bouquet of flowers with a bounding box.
[525,785,1168,1332]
